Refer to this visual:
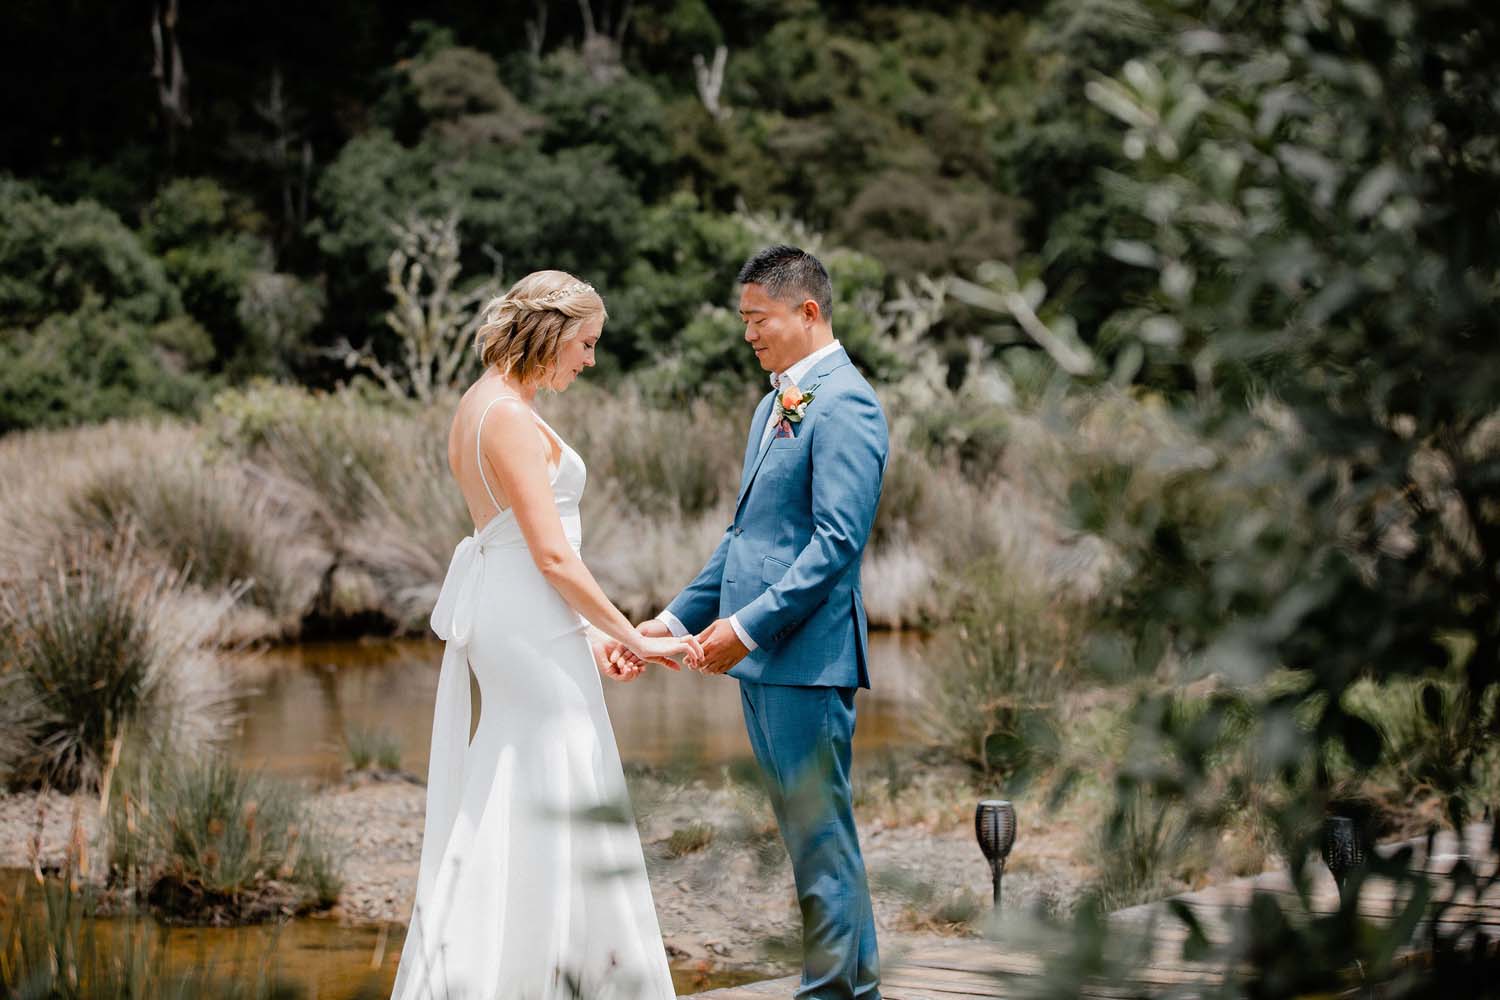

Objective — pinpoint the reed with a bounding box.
[0,865,317,998]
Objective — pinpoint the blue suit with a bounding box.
[666,347,887,999]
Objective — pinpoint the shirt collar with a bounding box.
[770,340,842,391]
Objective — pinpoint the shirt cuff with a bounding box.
[656,611,688,638]
[728,614,759,652]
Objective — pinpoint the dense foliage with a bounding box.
[985,0,1500,991]
[6,0,1500,986]
[1,0,1155,428]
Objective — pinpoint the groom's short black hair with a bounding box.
[738,245,834,324]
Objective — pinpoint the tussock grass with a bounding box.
[0,379,1171,644]
[207,382,468,631]
[0,419,329,641]
[0,538,234,793]
[1086,790,1195,913]
[921,558,1084,777]
[548,382,747,518]
[1343,673,1500,833]
[873,868,986,932]
[69,456,326,633]
[106,752,343,923]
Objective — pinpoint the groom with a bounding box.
[643,245,888,999]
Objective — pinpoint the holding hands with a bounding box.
[691,618,750,675]
[603,618,749,679]
[594,623,704,681]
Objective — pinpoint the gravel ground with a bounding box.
[301,766,1094,972]
[0,767,1095,976]
[0,789,99,874]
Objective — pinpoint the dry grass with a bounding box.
[0,378,1177,645]
[0,420,329,642]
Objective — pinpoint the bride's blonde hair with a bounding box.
[474,270,606,384]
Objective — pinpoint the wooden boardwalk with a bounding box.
[684,824,1498,999]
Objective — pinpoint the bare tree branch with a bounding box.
[337,214,502,403]
[614,0,634,43]
[525,0,548,58]
[693,45,729,121]
[150,0,191,154]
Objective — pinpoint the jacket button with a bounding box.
[734,526,744,535]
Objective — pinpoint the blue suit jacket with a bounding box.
[666,348,889,688]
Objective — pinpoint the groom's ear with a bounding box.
[799,298,822,326]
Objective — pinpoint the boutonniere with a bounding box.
[773,380,817,426]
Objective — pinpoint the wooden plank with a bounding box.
[682,823,1500,999]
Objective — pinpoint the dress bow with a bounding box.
[430,534,484,648]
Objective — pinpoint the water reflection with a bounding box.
[0,870,767,997]
[229,633,929,784]
[2,637,929,999]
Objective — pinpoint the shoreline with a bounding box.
[0,764,1095,976]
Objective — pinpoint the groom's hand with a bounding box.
[694,619,749,675]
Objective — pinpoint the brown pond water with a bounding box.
[227,632,932,784]
[4,634,934,997]
[1,867,766,995]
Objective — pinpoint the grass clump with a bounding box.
[549,383,745,518]
[922,559,1082,776]
[872,868,986,933]
[1343,673,1500,832]
[663,822,716,859]
[68,457,326,632]
[1085,789,1193,913]
[107,753,343,924]
[0,540,233,793]
[343,724,402,772]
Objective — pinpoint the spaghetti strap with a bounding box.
[474,394,564,515]
[474,395,511,514]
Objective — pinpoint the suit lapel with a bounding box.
[736,393,777,511]
[734,348,855,515]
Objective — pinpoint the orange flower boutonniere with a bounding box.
[773,380,816,425]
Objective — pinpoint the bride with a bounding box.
[390,270,702,1000]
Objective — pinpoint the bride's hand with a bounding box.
[631,631,704,672]
[592,637,644,682]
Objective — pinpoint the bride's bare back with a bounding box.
[447,372,561,534]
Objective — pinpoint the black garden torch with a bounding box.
[975,799,1017,908]
[1321,815,1366,905]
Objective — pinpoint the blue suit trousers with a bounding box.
[739,680,880,1000]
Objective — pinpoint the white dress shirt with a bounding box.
[658,340,843,652]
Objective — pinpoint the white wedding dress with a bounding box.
[390,397,676,1000]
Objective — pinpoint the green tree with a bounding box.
[0,179,217,430]
[994,0,1500,990]
[0,306,213,432]
[995,0,1161,336]
[0,178,181,327]
[528,48,671,197]
[146,177,322,376]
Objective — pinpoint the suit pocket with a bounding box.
[763,434,806,464]
[761,555,791,584]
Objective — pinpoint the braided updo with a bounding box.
[474,270,606,384]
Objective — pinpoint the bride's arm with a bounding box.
[480,400,698,665]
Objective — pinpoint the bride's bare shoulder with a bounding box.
[477,395,553,466]
[448,385,530,464]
